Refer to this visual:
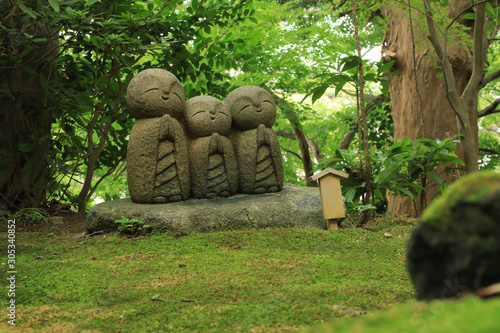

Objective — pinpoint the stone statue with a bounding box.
[225,86,284,194]
[126,69,190,203]
[184,95,238,199]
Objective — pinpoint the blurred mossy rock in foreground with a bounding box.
[407,171,500,300]
[86,184,324,234]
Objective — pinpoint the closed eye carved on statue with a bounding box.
[191,107,230,120]
[230,96,276,130]
[141,85,184,103]
[185,96,232,137]
[127,69,186,119]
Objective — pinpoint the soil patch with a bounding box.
[1,210,87,235]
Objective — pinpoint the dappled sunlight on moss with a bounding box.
[6,224,419,331]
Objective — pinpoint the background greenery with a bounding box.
[0,0,496,214]
[2,0,499,213]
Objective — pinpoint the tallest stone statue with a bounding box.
[126,69,190,203]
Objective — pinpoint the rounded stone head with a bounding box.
[185,95,232,138]
[225,86,277,131]
[127,68,185,119]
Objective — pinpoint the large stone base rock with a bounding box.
[86,184,325,234]
[407,171,500,300]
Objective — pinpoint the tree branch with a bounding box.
[479,68,500,90]
[339,130,356,150]
[275,130,295,140]
[478,97,500,117]
[339,88,379,100]
[332,0,348,11]
[306,137,324,161]
[479,147,498,155]
[445,0,490,31]
[274,94,317,186]
[276,130,325,162]
[336,94,387,150]
[282,148,302,160]
[422,0,463,124]
[463,2,487,100]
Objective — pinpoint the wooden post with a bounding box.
[327,219,339,230]
[311,168,349,231]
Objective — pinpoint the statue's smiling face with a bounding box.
[226,86,276,130]
[185,96,231,137]
[127,69,185,119]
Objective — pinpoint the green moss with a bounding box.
[367,215,418,232]
[1,224,415,332]
[306,296,500,333]
[421,171,500,229]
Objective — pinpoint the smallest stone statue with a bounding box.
[126,69,190,204]
[226,85,284,194]
[185,95,238,199]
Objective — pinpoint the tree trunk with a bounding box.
[382,1,477,216]
[0,4,58,209]
[275,96,318,187]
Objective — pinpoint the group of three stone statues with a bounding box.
[126,68,284,204]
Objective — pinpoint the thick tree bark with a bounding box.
[0,4,58,209]
[382,1,477,216]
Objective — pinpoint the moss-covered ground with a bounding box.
[1,215,499,332]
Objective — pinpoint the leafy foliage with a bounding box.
[319,136,464,217]
[305,57,396,104]
[0,208,50,226]
[114,215,150,235]
[478,130,500,171]
[2,0,256,211]
[4,0,497,215]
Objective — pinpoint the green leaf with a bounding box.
[428,173,445,188]
[18,3,37,19]
[488,21,496,36]
[96,76,108,90]
[341,56,362,72]
[22,158,35,171]
[85,0,100,7]
[344,187,357,203]
[49,0,60,13]
[463,13,475,20]
[381,79,390,95]
[395,187,414,199]
[22,65,37,75]
[311,85,328,104]
[334,78,347,97]
[19,143,35,153]
[335,149,345,160]
[363,73,377,82]
[415,137,439,147]
[377,60,395,74]
[373,188,385,201]
[377,163,400,186]
[486,2,495,18]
